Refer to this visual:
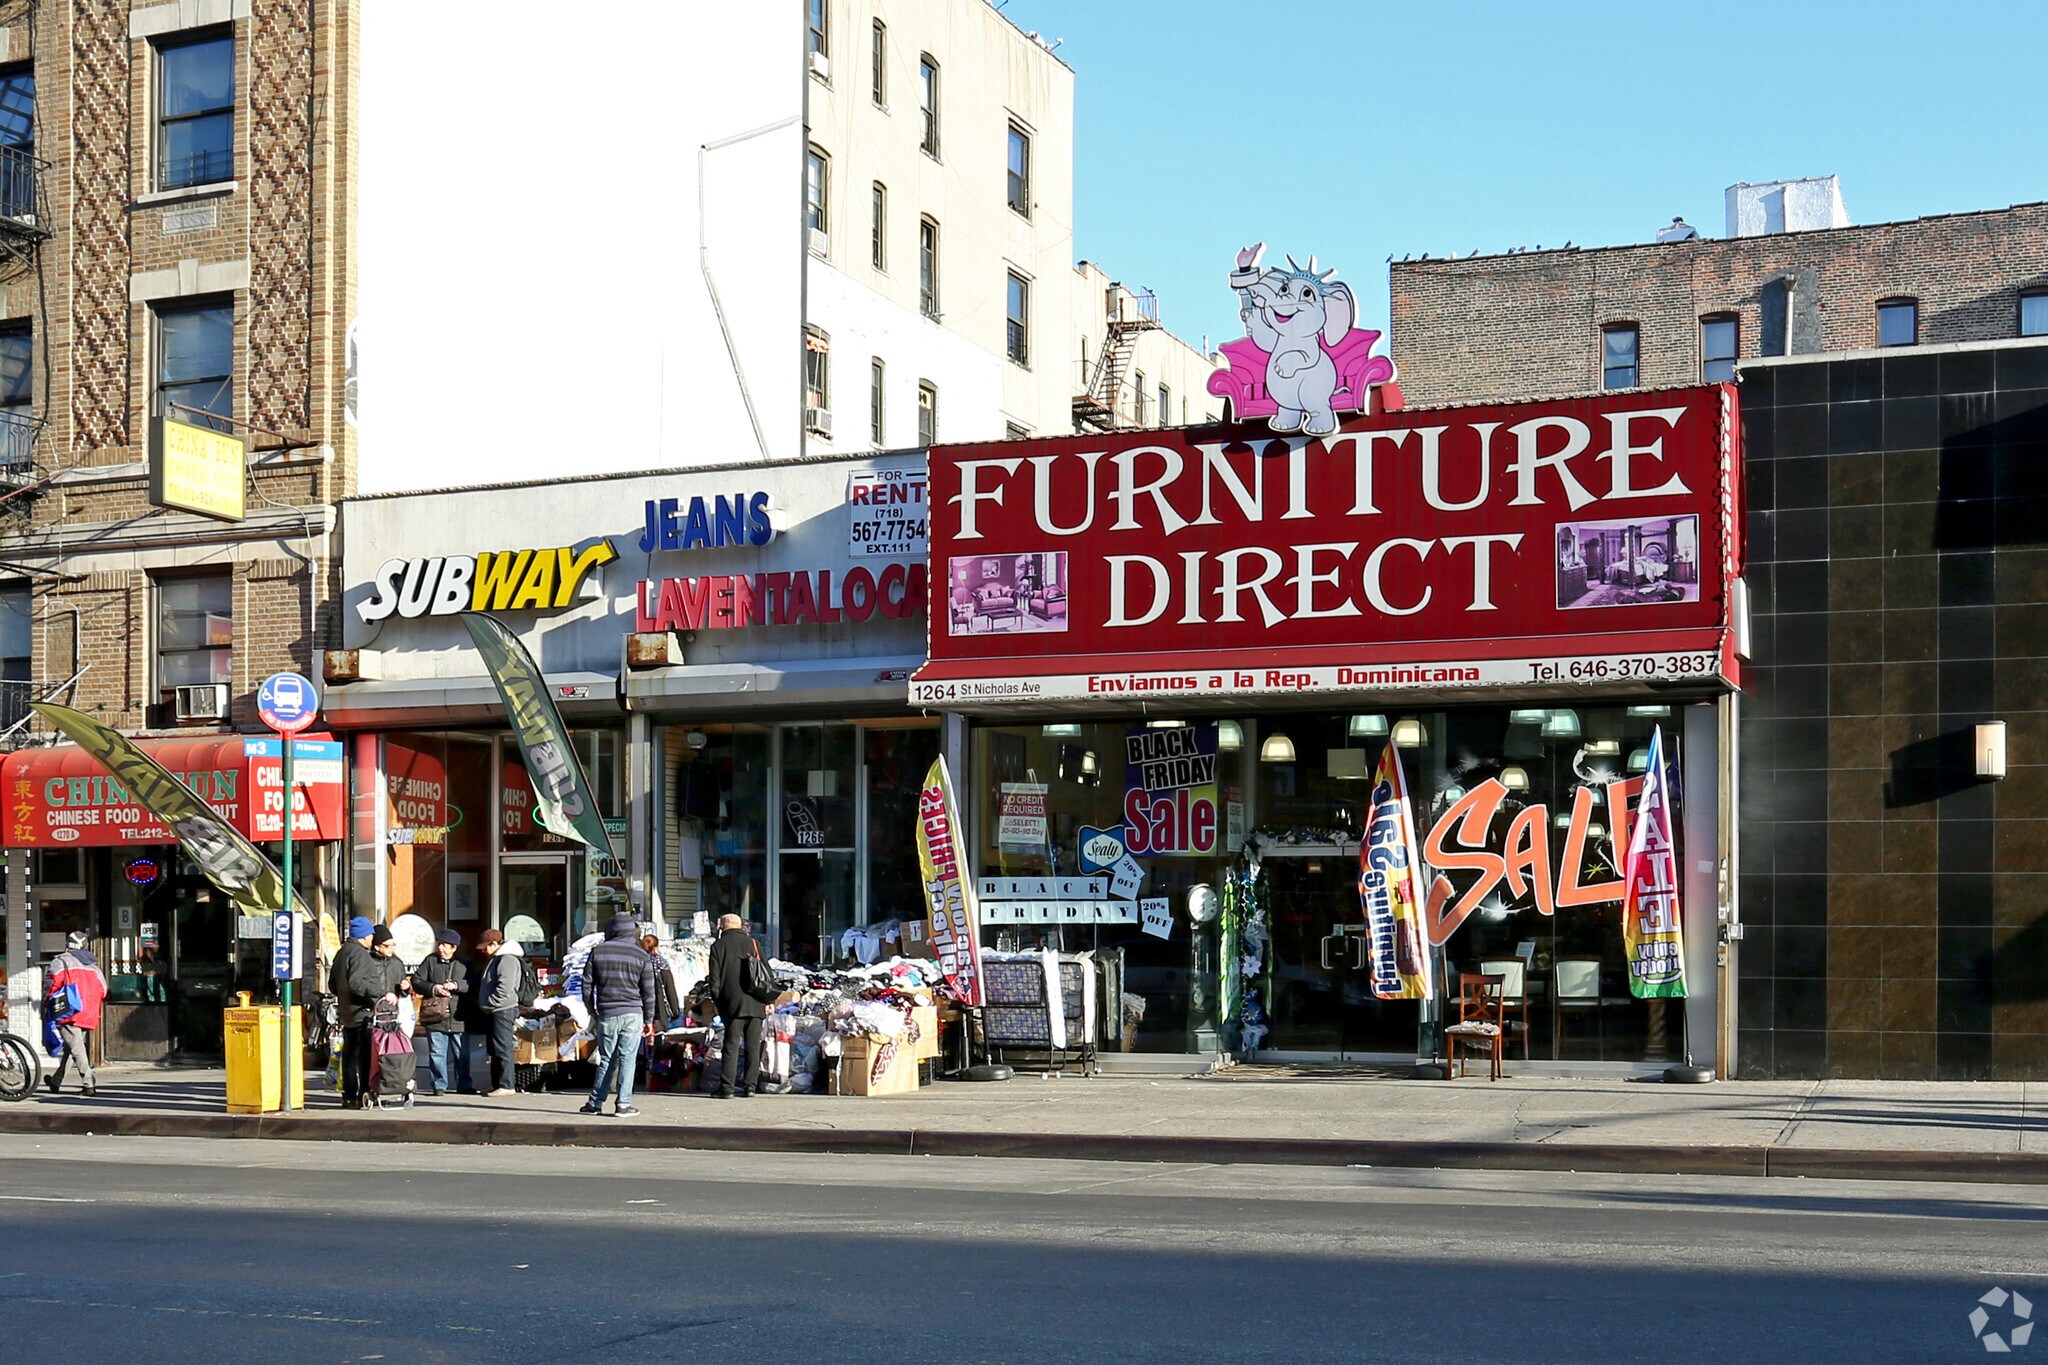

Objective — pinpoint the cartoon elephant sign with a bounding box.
[1228,244,1359,436]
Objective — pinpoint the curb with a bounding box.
[1,1107,2043,1184]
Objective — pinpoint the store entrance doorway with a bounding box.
[1255,853,1420,1060]
[499,855,573,971]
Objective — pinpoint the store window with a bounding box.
[383,733,493,934]
[153,571,232,694]
[157,30,234,190]
[1601,324,1638,389]
[156,297,233,429]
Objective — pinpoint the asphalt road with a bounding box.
[0,1135,2042,1363]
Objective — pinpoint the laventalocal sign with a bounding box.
[913,387,1740,705]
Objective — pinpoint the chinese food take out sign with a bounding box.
[914,387,1741,704]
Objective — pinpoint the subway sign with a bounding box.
[357,540,620,622]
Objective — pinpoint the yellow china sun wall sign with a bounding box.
[148,416,248,522]
[356,541,620,622]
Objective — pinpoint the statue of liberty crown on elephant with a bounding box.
[1213,243,1400,434]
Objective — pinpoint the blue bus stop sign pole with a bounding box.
[258,672,318,1114]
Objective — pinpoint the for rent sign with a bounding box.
[914,388,1741,704]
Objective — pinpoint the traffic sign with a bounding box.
[242,737,343,761]
[257,671,319,734]
[271,910,299,980]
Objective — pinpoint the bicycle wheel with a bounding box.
[0,1030,39,1101]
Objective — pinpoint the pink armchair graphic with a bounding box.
[1207,329,1403,423]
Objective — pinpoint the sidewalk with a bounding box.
[5,1062,2043,1183]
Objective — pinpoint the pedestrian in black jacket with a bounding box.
[640,934,681,1029]
[343,923,410,1108]
[578,913,655,1117]
[331,916,375,1108]
[412,929,474,1096]
[706,914,767,1099]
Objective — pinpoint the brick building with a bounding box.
[0,0,356,1056]
[1390,195,2048,407]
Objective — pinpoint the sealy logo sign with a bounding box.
[358,541,619,622]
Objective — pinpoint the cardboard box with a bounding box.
[834,1035,919,1097]
[514,1019,557,1065]
[909,1003,940,1061]
[557,1026,593,1063]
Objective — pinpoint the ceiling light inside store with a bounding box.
[1260,733,1296,764]
[1080,750,1099,775]
[1584,739,1621,756]
[1553,812,1573,828]
[1628,747,1651,772]
[1042,723,1082,738]
[1347,714,1389,738]
[1391,718,1428,749]
[1500,766,1530,790]
[1146,719,1188,729]
[1541,710,1582,739]
[1587,823,1606,838]
[1217,720,1244,752]
[1509,708,1550,726]
[1627,705,1672,717]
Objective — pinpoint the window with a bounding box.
[869,357,885,445]
[870,182,886,271]
[871,20,886,105]
[1005,271,1030,366]
[1134,369,1147,423]
[1004,422,1029,441]
[807,0,828,59]
[0,321,29,473]
[919,217,939,318]
[1877,297,1918,347]
[157,31,234,190]
[918,55,939,156]
[0,580,27,731]
[1006,123,1030,216]
[1158,383,1171,427]
[0,66,32,221]
[156,298,233,429]
[804,326,829,414]
[1601,324,1638,389]
[155,571,232,693]
[2021,290,2048,337]
[916,381,936,445]
[805,145,828,238]
[1701,315,1738,383]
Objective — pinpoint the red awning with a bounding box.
[2,733,345,848]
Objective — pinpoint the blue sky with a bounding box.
[1003,0,2048,353]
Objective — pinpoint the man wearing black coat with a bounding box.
[330,916,375,1108]
[343,925,410,1108]
[706,913,767,1098]
[411,929,474,1096]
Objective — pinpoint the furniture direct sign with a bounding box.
[913,387,1741,705]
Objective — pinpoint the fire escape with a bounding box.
[1072,284,1159,432]
[0,69,57,744]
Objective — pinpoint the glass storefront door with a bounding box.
[500,855,572,970]
[1259,853,1419,1058]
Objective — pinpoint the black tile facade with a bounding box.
[1737,342,2048,1079]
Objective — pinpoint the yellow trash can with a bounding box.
[223,1005,305,1114]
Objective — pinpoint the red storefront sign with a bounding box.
[913,387,1742,704]
[2,733,346,847]
[385,739,449,829]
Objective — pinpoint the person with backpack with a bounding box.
[45,931,108,1097]
[578,912,656,1117]
[475,929,529,1097]
[706,912,772,1099]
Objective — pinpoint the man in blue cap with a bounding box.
[330,915,377,1109]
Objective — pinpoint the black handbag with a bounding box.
[739,941,778,1003]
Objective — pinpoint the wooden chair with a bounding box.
[1477,956,1531,1059]
[1445,973,1506,1080]
[1553,956,1606,1060]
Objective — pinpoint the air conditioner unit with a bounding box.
[807,50,830,80]
[807,227,830,257]
[805,406,833,438]
[173,683,229,722]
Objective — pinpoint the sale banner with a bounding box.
[1622,726,1686,997]
[916,756,985,1006]
[1357,743,1435,1000]
[1122,724,1222,857]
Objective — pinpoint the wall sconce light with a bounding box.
[1500,765,1530,791]
[1541,709,1582,740]
[1347,713,1389,739]
[1080,750,1099,776]
[1217,720,1244,753]
[1627,747,1651,772]
[1260,732,1296,763]
[1976,721,2007,780]
[1391,717,1428,748]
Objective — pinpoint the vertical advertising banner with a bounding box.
[1357,744,1435,1000]
[1623,726,1686,998]
[915,756,985,1006]
[461,612,613,854]
[1122,724,1222,857]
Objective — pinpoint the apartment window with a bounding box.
[869,357,885,445]
[918,55,939,156]
[0,321,28,417]
[2021,290,2048,337]
[1134,369,1147,423]
[1701,315,1738,383]
[919,217,939,318]
[805,146,828,237]
[156,298,233,430]
[0,580,27,730]
[155,571,232,692]
[870,182,886,271]
[804,325,829,413]
[1158,383,1171,427]
[1877,297,1918,347]
[0,66,31,222]
[916,382,936,445]
[1006,271,1030,366]
[1006,124,1031,217]
[807,0,828,59]
[157,31,234,190]
[871,20,886,106]
[1601,324,1638,389]
[1004,422,1029,441]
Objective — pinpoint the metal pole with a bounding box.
[280,738,294,1114]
